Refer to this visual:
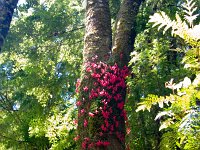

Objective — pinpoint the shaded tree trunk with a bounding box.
[112,0,144,67]
[77,0,144,149]
[0,0,18,51]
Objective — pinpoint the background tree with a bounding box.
[0,0,18,51]
[0,0,83,149]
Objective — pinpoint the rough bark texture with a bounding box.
[83,0,112,63]
[108,1,144,149]
[112,0,144,67]
[0,0,18,52]
[78,0,112,149]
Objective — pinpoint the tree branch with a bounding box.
[112,0,145,67]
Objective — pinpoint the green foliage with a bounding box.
[0,0,84,149]
[44,106,77,150]
[127,3,189,147]
[109,0,121,20]
[136,0,180,33]
[127,28,182,149]
[149,7,200,47]
[159,129,179,150]
[136,0,200,149]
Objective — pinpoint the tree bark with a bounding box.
[0,0,18,52]
[83,0,112,63]
[77,0,144,149]
[109,1,144,149]
[77,0,112,149]
[112,0,144,67]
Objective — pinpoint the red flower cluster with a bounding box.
[96,140,110,147]
[76,61,129,149]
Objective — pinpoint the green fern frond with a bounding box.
[173,13,189,38]
[182,0,199,27]
[149,11,189,39]
[155,111,175,121]
[159,118,175,131]
[149,11,175,34]
[188,25,200,40]
[183,47,200,71]
[136,94,166,112]
[149,0,199,45]
[136,94,176,112]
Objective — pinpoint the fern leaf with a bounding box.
[163,21,174,34]
[173,13,189,38]
[185,14,198,26]
[149,11,174,34]
[159,119,174,131]
[155,111,175,121]
[182,0,198,27]
[135,104,148,112]
[188,24,200,40]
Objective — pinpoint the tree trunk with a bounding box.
[112,0,144,67]
[83,0,112,63]
[0,0,18,52]
[77,0,144,149]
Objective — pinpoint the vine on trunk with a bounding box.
[75,56,129,149]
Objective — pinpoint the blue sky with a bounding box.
[18,0,45,5]
[18,0,26,5]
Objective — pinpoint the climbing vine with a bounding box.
[75,56,129,149]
